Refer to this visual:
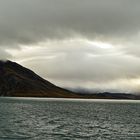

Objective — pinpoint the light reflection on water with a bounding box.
[0,97,140,140]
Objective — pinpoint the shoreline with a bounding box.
[1,97,140,103]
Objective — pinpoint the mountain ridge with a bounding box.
[0,60,140,99]
[0,60,78,97]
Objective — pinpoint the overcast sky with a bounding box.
[1,0,140,93]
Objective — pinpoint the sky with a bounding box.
[1,0,140,93]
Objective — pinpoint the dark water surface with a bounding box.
[0,97,140,140]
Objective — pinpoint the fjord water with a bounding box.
[0,98,140,140]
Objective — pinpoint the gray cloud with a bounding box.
[0,48,12,59]
[0,0,140,46]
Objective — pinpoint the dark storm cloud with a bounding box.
[0,0,140,46]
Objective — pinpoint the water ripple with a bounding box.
[0,98,140,140]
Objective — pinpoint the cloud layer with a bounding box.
[9,39,140,93]
[1,0,140,93]
[0,0,140,45]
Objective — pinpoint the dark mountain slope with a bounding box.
[0,60,140,99]
[0,60,78,97]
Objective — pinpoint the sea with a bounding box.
[0,97,140,140]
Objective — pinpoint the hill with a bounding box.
[0,60,140,99]
[0,60,78,97]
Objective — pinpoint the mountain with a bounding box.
[0,60,140,99]
[0,60,79,97]
[75,92,140,100]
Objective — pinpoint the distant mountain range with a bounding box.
[0,60,140,99]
